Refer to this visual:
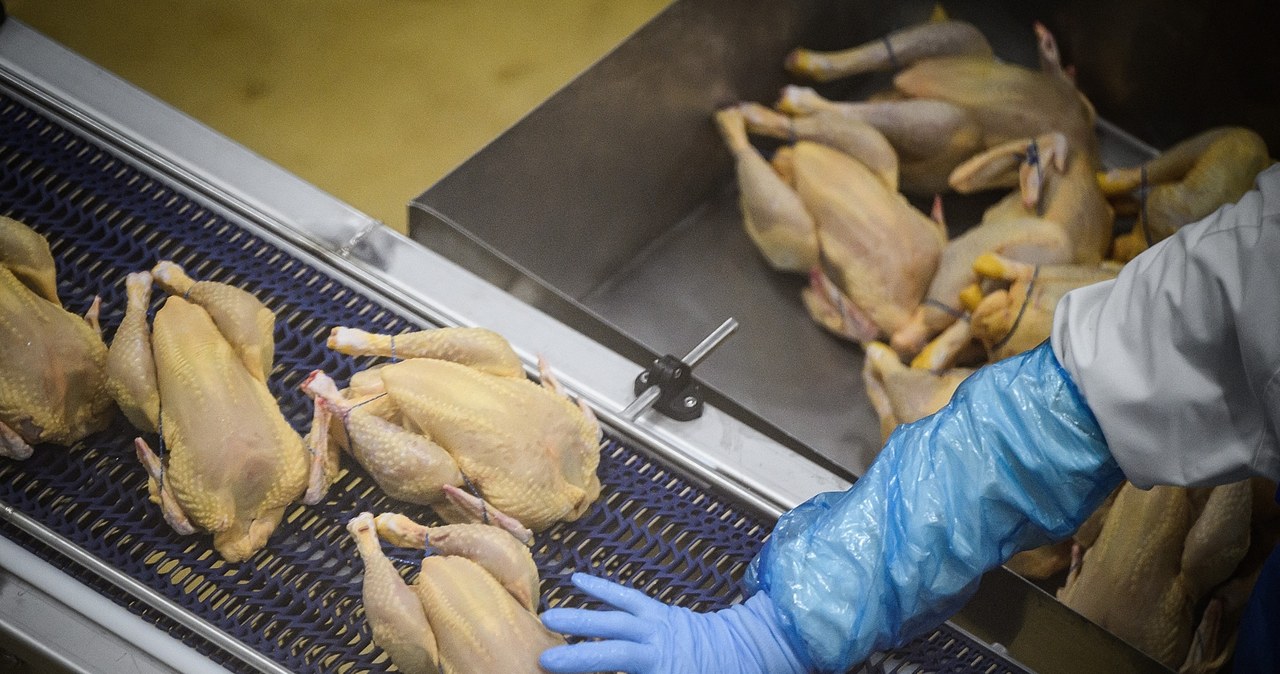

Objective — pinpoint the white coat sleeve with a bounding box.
[1052,163,1280,488]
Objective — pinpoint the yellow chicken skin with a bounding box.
[792,141,946,344]
[347,512,563,674]
[109,263,320,562]
[0,215,61,304]
[0,218,111,459]
[967,254,1120,362]
[892,132,1114,359]
[1058,481,1254,670]
[1103,127,1273,261]
[323,326,603,532]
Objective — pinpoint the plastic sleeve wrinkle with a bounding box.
[746,343,1123,673]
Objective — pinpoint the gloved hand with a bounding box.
[745,341,1125,672]
[539,572,811,674]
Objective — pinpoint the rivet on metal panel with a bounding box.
[335,221,381,258]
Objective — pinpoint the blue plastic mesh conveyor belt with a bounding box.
[0,88,1028,674]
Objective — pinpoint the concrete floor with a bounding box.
[7,1,670,233]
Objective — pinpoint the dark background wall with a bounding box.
[1007,0,1279,154]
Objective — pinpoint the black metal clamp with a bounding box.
[623,318,738,422]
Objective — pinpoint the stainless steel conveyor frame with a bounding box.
[0,15,1169,674]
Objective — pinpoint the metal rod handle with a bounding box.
[683,317,739,367]
[622,318,738,420]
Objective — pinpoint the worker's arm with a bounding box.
[540,164,1280,674]
[1054,163,1280,488]
[541,341,1122,673]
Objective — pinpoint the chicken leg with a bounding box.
[1104,127,1272,261]
[302,369,464,505]
[736,101,899,189]
[151,261,275,383]
[375,513,540,612]
[712,106,819,273]
[106,271,160,433]
[347,513,441,674]
[777,86,982,194]
[786,19,993,82]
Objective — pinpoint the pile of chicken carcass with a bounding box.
[0,213,600,672]
[717,14,1275,674]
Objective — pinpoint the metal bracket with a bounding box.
[633,353,703,421]
[623,318,737,422]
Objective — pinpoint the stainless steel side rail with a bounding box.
[0,502,282,674]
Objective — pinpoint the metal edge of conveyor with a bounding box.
[0,17,1174,674]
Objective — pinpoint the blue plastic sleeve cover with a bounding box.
[744,341,1125,672]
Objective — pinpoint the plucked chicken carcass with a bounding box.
[0,216,112,459]
[346,512,564,674]
[893,131,1114,360]
[314,326,603,532]
[1103,127,1272,261]
[715,105,946,344]
[786,19,1099,192]
[106,262,323,562]
[1057,479,1258,671]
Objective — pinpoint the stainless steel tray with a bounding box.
[409,0,1163,475]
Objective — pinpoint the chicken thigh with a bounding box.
[0,217,111,459]
[347,512,563,674]
[319,326,603,532]
[108,263,321,562]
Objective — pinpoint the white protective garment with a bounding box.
[1053,163,1280,488]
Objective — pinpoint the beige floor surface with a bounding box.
[8,1,670,233]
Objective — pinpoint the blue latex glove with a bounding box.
[745,341,1125,672]
[539,572,811,674]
